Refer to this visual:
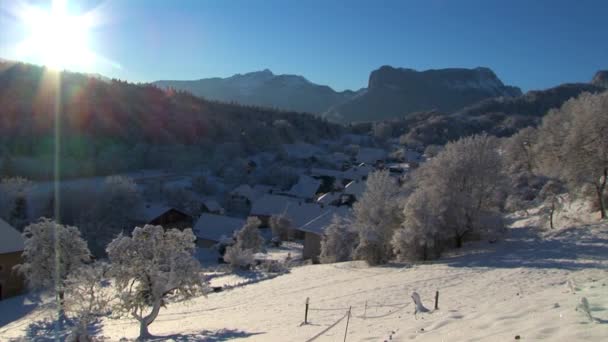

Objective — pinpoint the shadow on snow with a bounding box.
[439,225,608,271]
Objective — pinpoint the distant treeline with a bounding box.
[0,62,343,179]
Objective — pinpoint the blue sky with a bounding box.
[1,0,607,91]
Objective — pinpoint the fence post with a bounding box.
[304,297,310,324]
[363,301,367,318]
[343,306,352,342]
[434,291,439,310]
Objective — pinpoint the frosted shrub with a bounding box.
[320,215,357,264]
[223,246,254,270]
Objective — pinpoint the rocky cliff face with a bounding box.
[591,70,608,88]
[323,66,521,123]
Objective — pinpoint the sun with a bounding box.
[17,0,95,70]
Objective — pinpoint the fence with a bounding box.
[302,297,418,341]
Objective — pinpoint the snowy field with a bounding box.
[1,214,607,341]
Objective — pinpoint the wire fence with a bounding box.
[303,298,414,341]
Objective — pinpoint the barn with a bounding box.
[138,204,193,229]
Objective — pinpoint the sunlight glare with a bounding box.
[18,0,94,70]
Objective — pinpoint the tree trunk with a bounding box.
[598,168,607,219]
[549,196,556,229]
[137,299,162,340]
[455,235,463,248]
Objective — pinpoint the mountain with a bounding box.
[153,70,359,114]
[395,82,606,147]
[591,70,608,88]
[323,66,522,123]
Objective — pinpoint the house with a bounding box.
[296,206,353,262]
[200,198,224,215]
[344,180,367,200]
[138,204,193,229]
[193,213,245,248]
[284,175,322,200]
[250,194,297,227]
[343,163,374,181]
[356,147,388,165]
[0,218,24,300]
[317,192,342,206]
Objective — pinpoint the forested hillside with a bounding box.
[0,62,342,179]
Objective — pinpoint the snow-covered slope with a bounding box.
[1,216,607,341]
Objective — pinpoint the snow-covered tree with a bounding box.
[392,188,443,261]
[534,91,608,219]
[16,219,91,313]
[64,262,112,341]
[413,134,505,247]
[0,177,32,228]
[269,214,292,243]
[561,92,608,219]
[352,170,403,264]
[106,225,205,339]
[320,215,358,264]
[235,217,264,252]
[80,176,142,256]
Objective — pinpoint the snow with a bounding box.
[344,180,367,198]
[2,211,607,341]
[0,218,24,254]
[137,203,174,223]
[297,206,352,235]
[193,214,245,243]
[282,143,323,160]
[285,175,321,199]
[356,147,387,164]
[250,194,296,217]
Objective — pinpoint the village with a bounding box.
[0,133,423,302]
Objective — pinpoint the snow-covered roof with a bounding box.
[202,199,223,213]
[0,218,24,254]
[194,213,245,242]
[285,175,322,199]
[138,203,173,222]
[230,184,256,202]
[296,206,353,235]
[344,180,367,198]
[252,184,275,196]
[284,202,325,228]
[357,148,388,164]
[250,194,297,216]
[310,168,345,179]
[343,164,374,180]
[282,143,323,160]
[317,192,342,205]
